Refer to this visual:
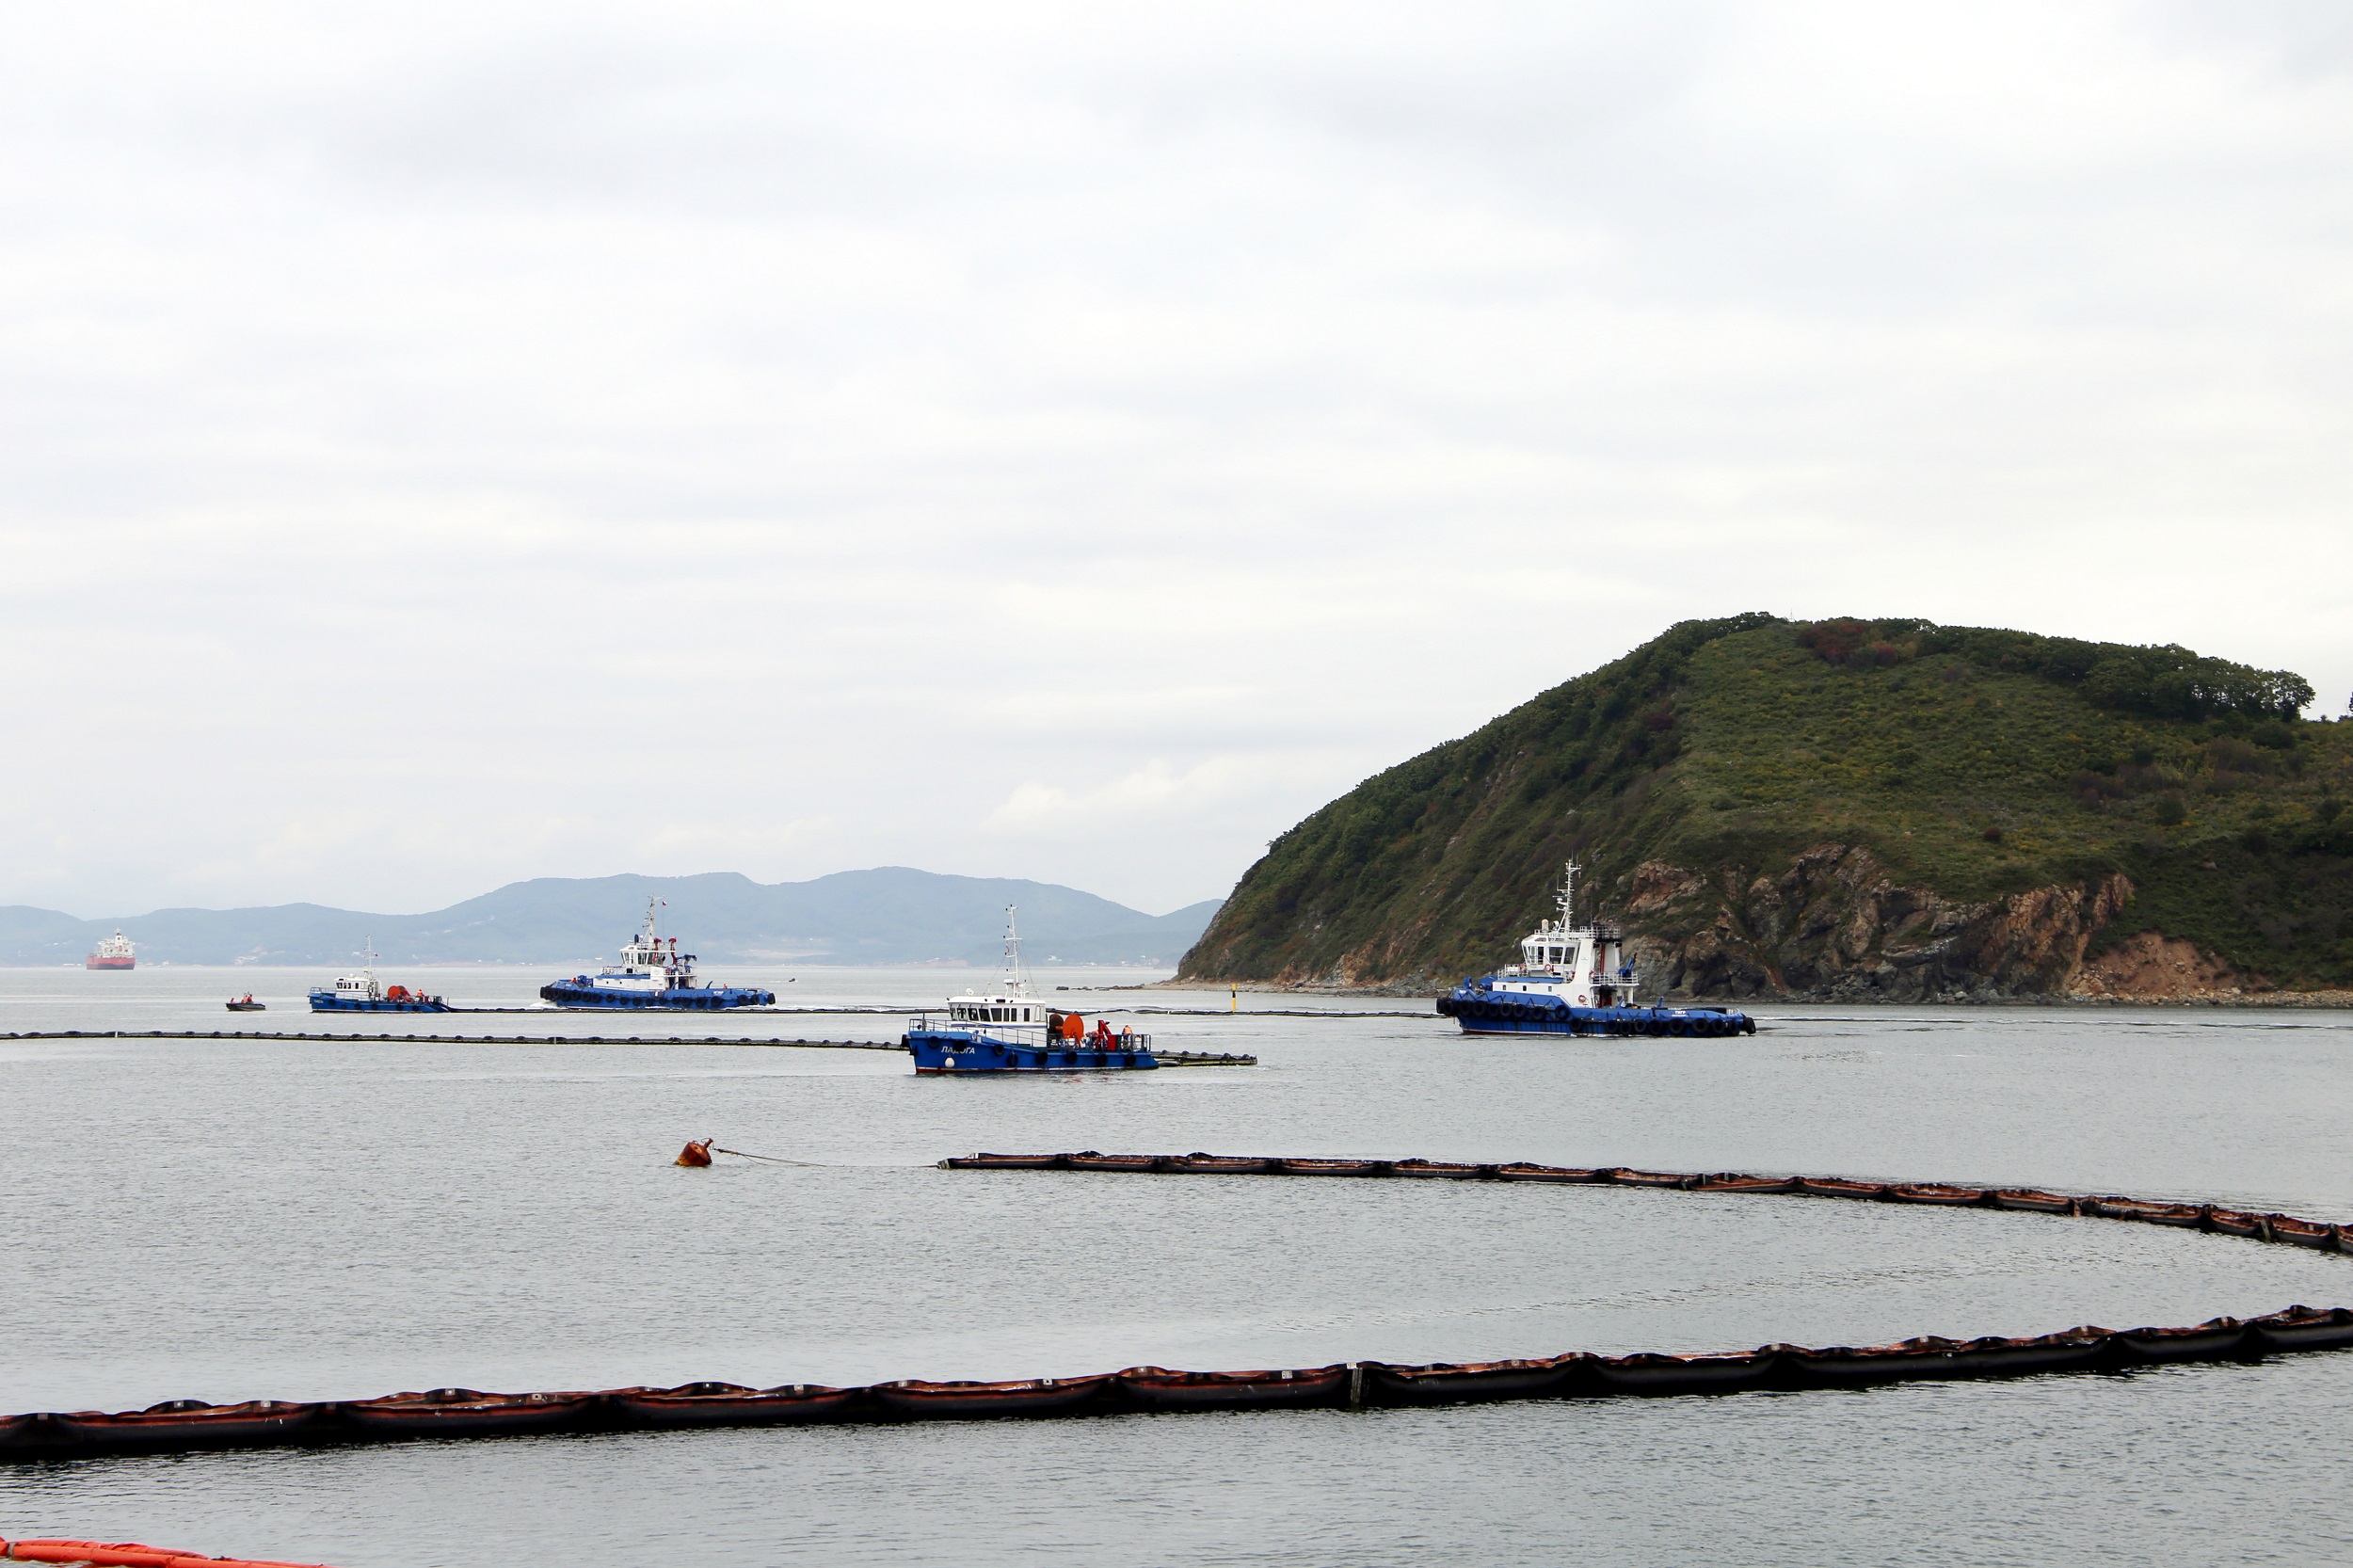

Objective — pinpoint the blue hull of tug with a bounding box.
[538,981,776,1010]
[309,993,452,1013]
[907,1029,1158,1074]
[1437,986,1754,1038]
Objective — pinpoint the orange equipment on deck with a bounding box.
[675,1139,713,1167]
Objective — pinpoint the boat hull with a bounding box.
[538,982,776,1010]
[309,995,451,1013]
[85,957,134,971]
[1438,991,1754,1037]
[907,1030,1157,1074]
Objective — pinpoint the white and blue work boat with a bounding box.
[538,899,776,1011]
[904,909,1157,1074]
[310,942,450,1013]
[1437,862,1754,1038]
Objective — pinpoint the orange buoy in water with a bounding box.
[676,1139,713,1167]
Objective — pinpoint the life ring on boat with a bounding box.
[1577,992,1588,1005]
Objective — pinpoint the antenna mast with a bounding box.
[1001,905,1030,995]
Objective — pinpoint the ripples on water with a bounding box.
[4,967,2352,1565]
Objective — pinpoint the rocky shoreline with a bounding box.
[1176,844,2353,1007]
[1178,980,2353,1007]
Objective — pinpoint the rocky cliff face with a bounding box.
[1620,845,2254,1001]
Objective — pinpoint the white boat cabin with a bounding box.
[939,908,1052,1036]
[329,939,385,1000]
[948,996,1047,1027]
[331,969,384,1002]
[586,899,696,993]
[1485,861,1636,1007]
[929,907,1126,1042]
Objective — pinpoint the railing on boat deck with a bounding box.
[906,1016,1152,1050]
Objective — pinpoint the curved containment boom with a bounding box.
[8,1151,2352,1460]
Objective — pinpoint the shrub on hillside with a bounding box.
[1927,629,2312,721]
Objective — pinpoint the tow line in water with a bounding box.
[676,1140,821,1166]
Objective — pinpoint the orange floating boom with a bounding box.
[2,1541,343,1568]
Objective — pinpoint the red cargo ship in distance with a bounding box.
[86,929,136,970]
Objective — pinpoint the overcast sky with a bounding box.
[3,1,2348,920]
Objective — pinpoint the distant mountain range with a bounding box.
[0,868,1223,968]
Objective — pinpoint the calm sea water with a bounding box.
[5,965,2353,1566]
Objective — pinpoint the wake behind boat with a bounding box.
[1436,862,1754,1038]
[538,899,776,1011]
[904,908,1157,1073]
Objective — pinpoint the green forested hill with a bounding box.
[1177,615,2352,998]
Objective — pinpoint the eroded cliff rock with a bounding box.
[2071,931,2261,1000]
[1617,845,2234,1001]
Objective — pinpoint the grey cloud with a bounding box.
[0,1,2346,918]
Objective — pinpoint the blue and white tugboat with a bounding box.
[310,942,451,1013]
[904,909,1157,1074]
[1437,862,1754,1038]
[539,899,776,1010]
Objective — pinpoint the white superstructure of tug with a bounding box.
[1483,861,1636,1008]
[585,899,697,995]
